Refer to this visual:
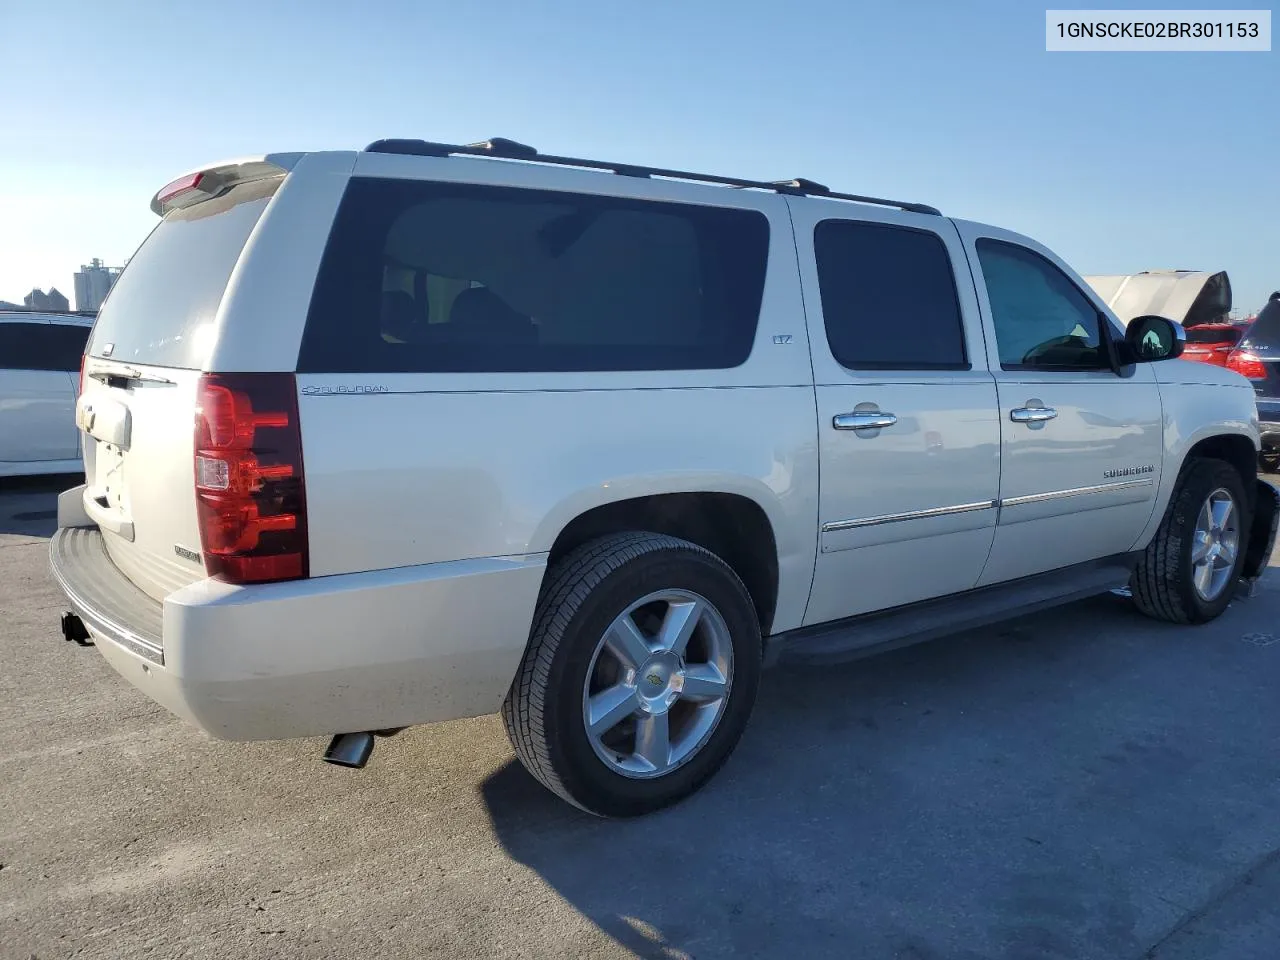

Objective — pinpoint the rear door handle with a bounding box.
[833,411,898,431]
[1010,406,1057,423]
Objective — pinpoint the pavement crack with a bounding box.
[1137,845,1280,959]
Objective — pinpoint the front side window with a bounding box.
[814,219,968,371]
[298,178,771,374]
[976,239,1108,371]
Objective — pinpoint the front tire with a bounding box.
[1131,457,1250,624]
[502,532,762,817]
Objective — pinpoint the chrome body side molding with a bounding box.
[821,478,1155,533]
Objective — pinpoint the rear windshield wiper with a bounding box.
[88,367,175,387]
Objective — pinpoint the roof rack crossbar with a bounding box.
[362,138,941,216]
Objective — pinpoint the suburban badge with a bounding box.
[1103,464,1155,479]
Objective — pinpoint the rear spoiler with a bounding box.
[149,153,305,216]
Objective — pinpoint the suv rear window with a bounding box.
[297,178,770,373]
[1184,325,1244,345]
[87,178,280,370]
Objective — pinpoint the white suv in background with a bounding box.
[0,312,91,477]
[50,139,1278,817]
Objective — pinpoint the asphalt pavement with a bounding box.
[2,475,1279,960]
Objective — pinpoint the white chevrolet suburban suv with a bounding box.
[51,138,1279,817]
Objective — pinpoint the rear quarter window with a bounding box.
[87,178,280,370]
[297,178,771,374]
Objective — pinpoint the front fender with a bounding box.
[1129,382,1259,552]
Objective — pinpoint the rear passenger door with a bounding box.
[0,319,87,464]
[790,201,1001,626]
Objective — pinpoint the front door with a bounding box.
[790,200,1001,627]
[954,224,1164,586]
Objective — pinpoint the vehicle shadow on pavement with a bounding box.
[479,583,1280,960]
[0,475,78,537]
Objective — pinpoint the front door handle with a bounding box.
[834,411,898,431]
[1010,405,1058,423]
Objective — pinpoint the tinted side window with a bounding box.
[298,178,770,374]
[813,220,967,370]
[43,324,91,370]
[0,322,89,371]
[976,240,1108,371]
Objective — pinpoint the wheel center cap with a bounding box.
[636,652,684,711]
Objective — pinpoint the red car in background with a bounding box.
[1184,317,1254,367]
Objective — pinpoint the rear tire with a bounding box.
[502,532,762,817]
[1130,457,1250,624]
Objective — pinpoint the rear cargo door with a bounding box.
[79,178,282,601]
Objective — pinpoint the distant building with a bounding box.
[23,287,70,312]
[0,300,23,310]
[74,258,122,312]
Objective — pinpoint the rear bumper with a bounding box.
[49,526,546,741]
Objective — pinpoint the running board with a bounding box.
[766,554,1140,668]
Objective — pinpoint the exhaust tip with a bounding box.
[323,732,375,769]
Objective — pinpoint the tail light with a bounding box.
[194,373,308,584]
[78,354,85,395]
[1227,349,1267,380]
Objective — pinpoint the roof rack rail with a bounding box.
[362,138,942,216]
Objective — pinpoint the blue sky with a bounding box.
[3,0,1276,312]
